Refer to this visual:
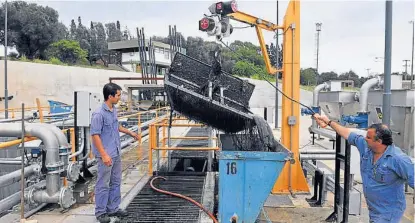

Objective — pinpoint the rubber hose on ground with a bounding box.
[150,176,218,223]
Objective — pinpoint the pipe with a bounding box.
[35,124,70,148]
[0,123,61,197]
[24,203,48,219]
[0,124,60,166]
[68,127,85,159]
[300,149,335,154]
[312,82,329,130]
[313,82,329,107]
[0,180,45,215]
[0,164,39,187]
[300,154,335,160]
[34,124,71,168]
[77,127,90,161]
[0,160,28,165]
[0,190,22,214]
[32,190,59,203]
[42,112,73,118]
[309,127,336,140]
[359,77,382,113]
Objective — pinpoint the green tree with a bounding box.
[339,70,360,87]
[318,71,338,84]
[46,39,87,64]
[0,1,67,59]
[300,68,317,85]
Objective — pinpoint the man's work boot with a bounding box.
[96,214,111,223]
[108,209,129,218]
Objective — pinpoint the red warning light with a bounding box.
[216,2,222,10]
[200,18,209,30]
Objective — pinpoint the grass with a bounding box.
[300,85,359,92]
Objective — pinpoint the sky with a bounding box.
[6,0,415,77]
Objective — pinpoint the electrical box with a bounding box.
[75,91,102,127]
[328,81,342,91]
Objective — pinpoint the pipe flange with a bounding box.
[66,163,80,182]
[47,161,65,174]
[25,187,37,204]
[59,187,76,209]
[46,161,64,168]
[59,147,71,156]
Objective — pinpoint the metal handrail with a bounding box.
[147,116,217,175]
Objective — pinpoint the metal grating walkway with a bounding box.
[120,174,206,223]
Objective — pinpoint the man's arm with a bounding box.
[119,125,139,140]
[119,125,132,135]
[90,113,112,166]
[392,155,414,188]
[314,114,367,155]
[314,114,351,139]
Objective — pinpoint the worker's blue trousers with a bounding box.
[95,155,122,217]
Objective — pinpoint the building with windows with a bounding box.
[107,39,186,74]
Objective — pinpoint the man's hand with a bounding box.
[313,114,330,128]
[102,153,112,166]
[129,131,140,140]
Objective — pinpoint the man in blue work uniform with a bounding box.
[314,114,414,222]
[91,83,139,223]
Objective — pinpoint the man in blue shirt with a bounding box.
[91,83,139,223]
[314,114,414,223]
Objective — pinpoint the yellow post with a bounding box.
[36,98,44,123]
[273,0,309,194]
[137,113,142,160]
[162,119,166,158]
[148,124,153,176]
[70,128,76,163]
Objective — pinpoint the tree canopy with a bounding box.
[0,1,403,87]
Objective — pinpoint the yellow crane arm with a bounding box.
[228,11,284,75]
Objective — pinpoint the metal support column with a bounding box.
[207,81,213,172]
[274,0,279,129]
[325,134,351,223]
[382,0,392,126]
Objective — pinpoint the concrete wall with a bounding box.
[0,60,161,109]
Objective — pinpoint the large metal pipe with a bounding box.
[0,164,39,187]
[312,82,329,130]
[313,82,329,107]
[0,124,60,166]
[0,123,62,198]
[359,77,382,113]
[0,160,27,165]
[309,126,336,140]
[35,124,70,148]
[0,180,45,215]
[33,123,71,168]
[300,149,335,154]
[382,0,393,126]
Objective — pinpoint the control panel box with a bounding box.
[75,91,102,127]
[328,81,342,91]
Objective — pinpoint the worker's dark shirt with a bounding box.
[348,132,414,222]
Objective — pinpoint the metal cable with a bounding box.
[218,39,317,115]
